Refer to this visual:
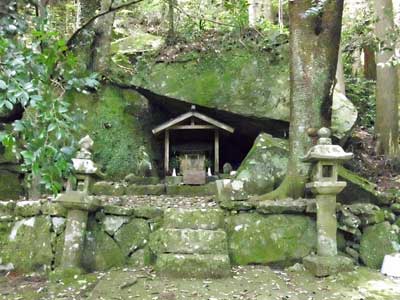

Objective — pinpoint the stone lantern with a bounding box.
[55,135,100,272]
[302,127,354,277]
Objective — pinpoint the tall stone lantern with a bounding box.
[303,128,354,277]
[56,135,100,272]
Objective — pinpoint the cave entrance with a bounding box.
[152,105,234,184]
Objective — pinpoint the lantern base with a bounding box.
[303,255,353,277]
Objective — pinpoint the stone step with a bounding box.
[163,208,224,230]
[155,254,231,278]
[150,228,228,254]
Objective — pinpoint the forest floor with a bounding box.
[1,265,400,300]
[345,127,400,192]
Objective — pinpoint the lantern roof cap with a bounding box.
[303,128,353,162]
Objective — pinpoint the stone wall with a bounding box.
[1,196,399,274]
[0,200,158,273]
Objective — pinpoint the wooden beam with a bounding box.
[164,129,170,175]
[214,129,219,174]
[152,110,234,134]
[170,125,216,130]
[193,112,234,133]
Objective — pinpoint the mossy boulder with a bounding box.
[130,46,356,139]
[68,85,158,180]
[5,216,54,272]
[359,222,400,269]
[236,133,288,195]
[114,219,150,256]
[226,213,317,265]
[82,219,125,271]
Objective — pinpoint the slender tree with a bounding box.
[374,0,399,158]
[254,0,344,200]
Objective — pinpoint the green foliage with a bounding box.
[345,75,376,128]
[0,2,99,193]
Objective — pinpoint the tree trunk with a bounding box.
[262,0,274,23]
[76,0,100,28]
[336,44,346,95]
[248,0,261,27]
[90,0,115,73]
[374,0,399,158]
[254,0,344,200]
[166,0,176,45]
[363,46,377,80]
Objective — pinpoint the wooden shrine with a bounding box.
[152,106,234,184]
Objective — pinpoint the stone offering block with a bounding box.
[303,255,354,277]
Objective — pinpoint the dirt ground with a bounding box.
[1,265,400,300]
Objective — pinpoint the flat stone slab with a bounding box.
[103,205,134,216]
[126,184,165,196]
[15,201,41,217]
[155,254,231,278]
[133,206,163,219]
[163,208,224,230]
[256,199,314,214]
[150,228,228,254]
[303,255,354,277]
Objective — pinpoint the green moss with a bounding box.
[360,222,400,269]
[0,171,23,200]
[236,133,289,195]
[338,167,384,204]
[69,85,156,180]
[131,48,290,121]
[226,213,317,266]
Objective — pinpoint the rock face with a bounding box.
[226,214,317,265]
[236,133,288,195]
[68,85,158,180]
[360,222,400,269]
[130,46,357,139]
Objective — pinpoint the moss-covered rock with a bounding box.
[163,208,224,230]
[226,213,317,265]
[82,219,125,271]
[15,201,41,217]
[166,183,216,196]
[236,133,289,195]
[114,219,150,256]
[0,171,23,200]
[359,222,400,269]
[149,228,228,254]
[133,206,164,219]
[5,216,54,272]
[126,184,165,196]
[130,46,356,139]
[69,85,157,180]
[92,181,126,196]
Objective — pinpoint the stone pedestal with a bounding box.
[61,209,88,270]
[56,191,100,271]
[316,195,338,257]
